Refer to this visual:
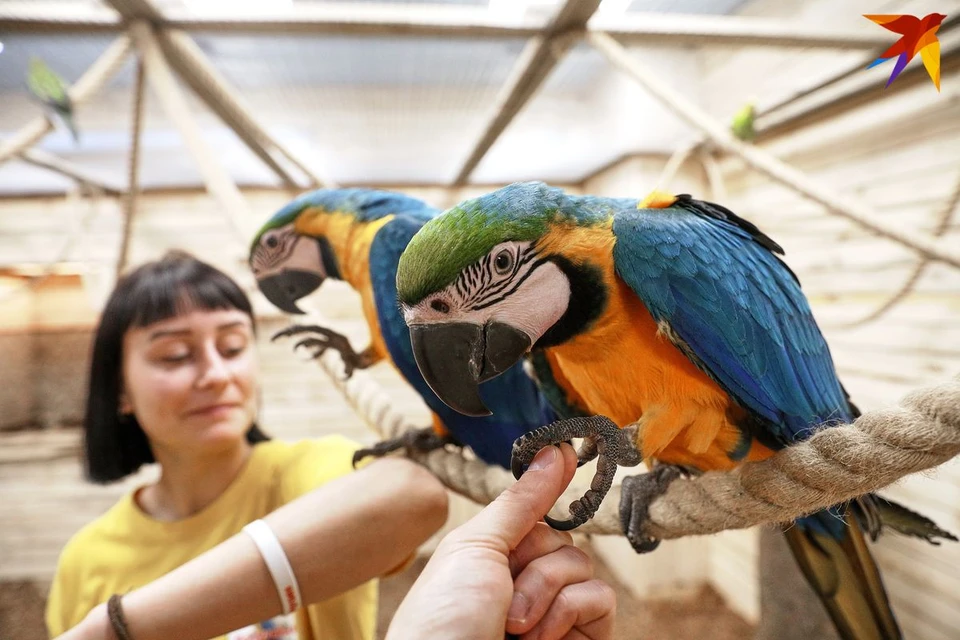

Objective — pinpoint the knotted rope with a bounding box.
[307,330,960,539]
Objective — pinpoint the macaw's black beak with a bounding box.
[409,321,532,417]
[257,271,323,314]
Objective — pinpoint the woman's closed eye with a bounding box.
[218,333,249,358]
[155,346,192,365]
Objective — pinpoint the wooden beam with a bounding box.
[157,29,335,189]
[0,36,132,166]
[656,141,698,190]
[597,12,889,49]
[1,2,541,37]
[102,0,163,22]
[0,2,120,32]
[109,0,334,188]
[162,3,543,38]
[452,0,603,186]
[588,31,960,270]
[118,57,146,276]
[758,14,960,120]
[18,149,123,196]
[130,22,254,243]
[756,44,960,143]
[0,3,896,51]
[639,22,960,167]
[699,149,727,201]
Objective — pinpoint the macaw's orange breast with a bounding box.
[545,277,774,471]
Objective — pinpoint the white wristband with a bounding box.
[242,519,302,614]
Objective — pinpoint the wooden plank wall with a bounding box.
[687,0,960,633]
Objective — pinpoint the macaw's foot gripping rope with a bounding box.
[312,342,960,541]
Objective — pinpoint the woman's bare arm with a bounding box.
[59,457,448,640]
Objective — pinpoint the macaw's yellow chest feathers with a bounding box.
[294,209,394,359]
[540,224,773,471]
[294,210,391,288]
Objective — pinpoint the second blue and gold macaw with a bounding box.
[394,181,952,640]
[249,188,555,468]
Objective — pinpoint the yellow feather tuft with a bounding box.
[638,189,678,210]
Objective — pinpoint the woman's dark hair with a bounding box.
[85,250,269,483]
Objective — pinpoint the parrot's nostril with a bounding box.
[431,299,450,314]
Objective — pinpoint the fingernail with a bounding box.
[507,591,530,623]
[527,445,558,472]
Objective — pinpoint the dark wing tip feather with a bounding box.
[676,194,784,254]
[675,194,804,285]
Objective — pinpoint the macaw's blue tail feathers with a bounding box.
[786,512,902,640]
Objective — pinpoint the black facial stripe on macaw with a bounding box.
[316,235,342,280]
[469,247,537,309]
[456,254,491,304]
[252,227,298,272]
[473,256,549,311]
[453,245,535,309]
[535,255,607,348]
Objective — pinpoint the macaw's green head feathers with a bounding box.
[397,182,613,417]
[397,181,604,306]
[250,188,435,314]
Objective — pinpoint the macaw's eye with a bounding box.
[265,235,279,249]
[494,249,513,275]
[430,299,450,314]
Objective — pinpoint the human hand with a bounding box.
[387,443,616,640]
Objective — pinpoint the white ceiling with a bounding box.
[0,0,805,193]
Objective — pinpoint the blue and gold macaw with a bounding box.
[394,181,954,640]
[249,188,555,468]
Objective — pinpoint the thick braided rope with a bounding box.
[639,375,960,539]
[311,335,960,538]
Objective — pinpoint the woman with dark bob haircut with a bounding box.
[46,250,450,640]
[84,250,270,483]
[48,251,615,640]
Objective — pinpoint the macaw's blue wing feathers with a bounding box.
[612,195,852,447]
[370,215,555,468]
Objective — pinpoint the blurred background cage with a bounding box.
[1,0,959,638]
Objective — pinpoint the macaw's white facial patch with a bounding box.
[402,240,570,346]
[250,225,323,280]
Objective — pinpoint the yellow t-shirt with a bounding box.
[46,436,378,640]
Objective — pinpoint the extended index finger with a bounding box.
[454,443,578,552]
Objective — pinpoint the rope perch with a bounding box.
[639,375,960,539]
[306,329,960,540]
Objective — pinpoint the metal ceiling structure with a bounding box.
[0,0,917,194]
[1,0,959,274]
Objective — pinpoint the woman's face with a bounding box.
[120,306,259,456]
